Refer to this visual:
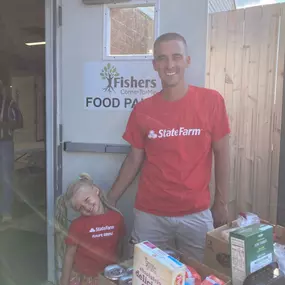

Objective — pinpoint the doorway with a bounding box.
[0,0,47,284]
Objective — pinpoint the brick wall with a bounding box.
[110,8,154,55]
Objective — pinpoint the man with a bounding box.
[0,81,23,223]
[107,33,230,262]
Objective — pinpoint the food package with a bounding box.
[235,212,260,228]
[230,224,274,285]
[133,241,186,285]
[201,275,225,285]
[220,212,261,242]
[185,266,201,285]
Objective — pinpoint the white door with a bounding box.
[59,0,208,263]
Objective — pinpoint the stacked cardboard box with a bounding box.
[204,219,285,277]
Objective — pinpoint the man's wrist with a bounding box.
[213,194,228,206]
[107,191,118,203]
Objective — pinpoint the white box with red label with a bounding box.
[132,241,186,285]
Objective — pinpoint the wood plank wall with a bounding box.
[207,4,285,223]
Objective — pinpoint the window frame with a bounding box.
[103,0,160,61]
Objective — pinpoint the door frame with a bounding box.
[45,0,62,283]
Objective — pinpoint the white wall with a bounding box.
[60,0,208,240]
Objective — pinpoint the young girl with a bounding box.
[59,173,126,285]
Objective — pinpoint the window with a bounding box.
[103,1,160,60]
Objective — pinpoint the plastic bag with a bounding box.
[274,242,285,274]
[236,212,260,228]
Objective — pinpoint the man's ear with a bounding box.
[152,59,158,71]
[186,55,191,67]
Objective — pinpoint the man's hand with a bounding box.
[211,201,229,228]
[107,194,117,208]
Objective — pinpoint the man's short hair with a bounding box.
[153,32,188,51]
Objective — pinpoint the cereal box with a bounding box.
[230,223,274,285]
[133,241,186,285]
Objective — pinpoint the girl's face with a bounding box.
[72,186,104,216]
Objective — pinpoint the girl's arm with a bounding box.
[60,245,77,285]
[117,239,124,262]
[117,220,126,262]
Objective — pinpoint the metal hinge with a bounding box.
[58,6,62,26]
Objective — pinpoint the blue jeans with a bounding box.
[0,140,14,215]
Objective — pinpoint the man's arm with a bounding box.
[107,147,145,206]
[213,134,230,204]
[211,134,230,227]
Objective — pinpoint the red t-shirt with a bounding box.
[123,85,230,216]
[65,210,125,276]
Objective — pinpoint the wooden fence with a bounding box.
[207,4,285,223]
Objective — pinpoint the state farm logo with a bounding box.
[148,130,158,139]
[148,127,201,139]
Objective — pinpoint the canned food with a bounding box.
[104,264,127,281]
[126,267,133,275]
[164,249,181,261]
[118,274,132,285]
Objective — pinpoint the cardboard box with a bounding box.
[204,223,232,276]
[273,224,285,244]
[133,241,186,285]
[204,219,285,277]
[230,224,274,285]
[183,256,231,284]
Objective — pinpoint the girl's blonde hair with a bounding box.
[55,173,122,268]
[64,173,121,214]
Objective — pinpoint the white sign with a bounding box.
[84,61,161,110]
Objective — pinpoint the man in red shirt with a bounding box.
[107,32,230,262]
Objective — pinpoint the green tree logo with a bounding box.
[100,63,120,93]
